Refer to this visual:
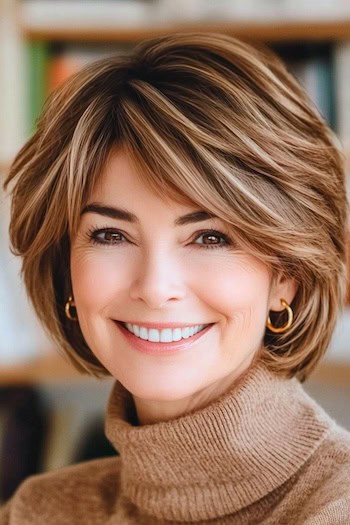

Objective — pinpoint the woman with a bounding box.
[1,32,349,524]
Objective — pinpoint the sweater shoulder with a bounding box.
[18,455,120,494]
[311,423,350,493]
[296,424,350,523]
[2,456,121,524]
[316,423,350,481]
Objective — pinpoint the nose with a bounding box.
[128,249,186,309]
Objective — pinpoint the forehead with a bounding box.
[90,146,199,214]
[92,147,152,195]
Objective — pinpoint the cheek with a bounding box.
[70,250,131,314]
[199,257,271,321]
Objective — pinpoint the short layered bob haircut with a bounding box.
[4,33,348,382]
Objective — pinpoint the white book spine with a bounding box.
[334,41,350,147]
[21,0,153,29]
[0,189,53,365]
[0,0,26,165]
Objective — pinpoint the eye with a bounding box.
[85,226,233,250]
[193,230,232,249]
[86,227,127,246]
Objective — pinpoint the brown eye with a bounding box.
[87,228,127,246]
[194,230,232,250]
[102,231,122,243]
[202,234,221,244]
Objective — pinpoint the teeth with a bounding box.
[124,323,207,342]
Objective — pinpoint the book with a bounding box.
[279,45,335,130]
[0,0,26,164]
[0,387,48,502]
[41,404,77,471]
[26,40,50,135]
[334,42,350,303]
[0,189,52,366]
[21,0,154,29]
[72,415,117,463]
[41,384,116,472]
[47,43,130,92]
[334,40,350,170]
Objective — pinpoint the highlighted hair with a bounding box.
[4,33,348,380]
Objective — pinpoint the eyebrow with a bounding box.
[80,203,217,226]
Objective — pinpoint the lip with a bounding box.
[114,321,215,356]
[115,320,211,329]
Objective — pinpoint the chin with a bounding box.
[120,376,201,402]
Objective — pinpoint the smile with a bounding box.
[119,322,210,343]
[114,321,215,356]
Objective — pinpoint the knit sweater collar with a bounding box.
[105,360,332,522]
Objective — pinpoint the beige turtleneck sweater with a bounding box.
[1,360,350,524]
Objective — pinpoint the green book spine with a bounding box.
[26,41,50,136]
[314,55,336,131]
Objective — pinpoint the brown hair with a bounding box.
[4,33,348,381]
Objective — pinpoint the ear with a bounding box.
[268,273,299,312]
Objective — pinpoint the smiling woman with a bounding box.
[1,32,350,524]
[69,146,288,416]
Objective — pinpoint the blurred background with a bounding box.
[0,0,350,505]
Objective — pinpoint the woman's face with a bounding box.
[70,147,294,407]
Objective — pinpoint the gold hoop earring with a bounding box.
[65,295,78,321]
[266,298,293,334]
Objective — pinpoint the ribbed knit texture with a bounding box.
[1,360,350,524]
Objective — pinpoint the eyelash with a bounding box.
[85,226,233,250]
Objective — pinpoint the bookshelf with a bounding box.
[0,352,83,385]
[1,0,349,384]
[22,20,350,44]
[0,351,348,386]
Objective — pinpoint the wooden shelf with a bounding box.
[0,352,90,385]
[0,351,348,386]
[23,19,350,44]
